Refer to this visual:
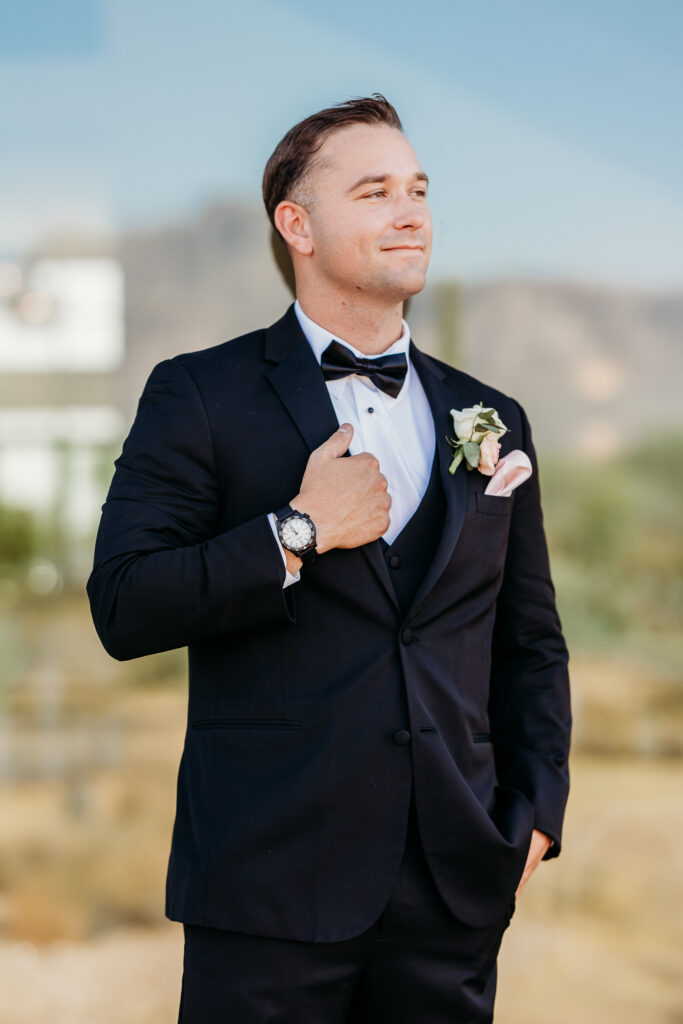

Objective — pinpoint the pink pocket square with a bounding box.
[484,450,532,497]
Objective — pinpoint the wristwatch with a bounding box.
[275,505,318,565]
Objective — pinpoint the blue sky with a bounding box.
[2,0,681,287]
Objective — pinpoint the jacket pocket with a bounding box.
[474,491,514,516]
[191,717,302,731]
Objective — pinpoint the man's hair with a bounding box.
[262,93,403,238]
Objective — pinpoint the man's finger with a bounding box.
[316,423,354,458]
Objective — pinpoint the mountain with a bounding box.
[22,201,683,456]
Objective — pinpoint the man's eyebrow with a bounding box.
[346,171,429,193]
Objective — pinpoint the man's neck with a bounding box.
[294,291,405,355]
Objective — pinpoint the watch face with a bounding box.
[280,515,314,552]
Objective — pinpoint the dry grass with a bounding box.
[0,688,184,943]
[1,640,682,1021]
[1,746,682,1022]
[497,754,683,1024]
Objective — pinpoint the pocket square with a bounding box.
[484,450,532,497]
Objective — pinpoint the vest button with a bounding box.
[392,729,411,745]
[389,554,400,569]
[401,628,415,645]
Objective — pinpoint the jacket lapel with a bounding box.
[264,306,399,609]
[265,312,339,448]
[405,343,470,619]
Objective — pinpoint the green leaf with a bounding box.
[463,441,481,467]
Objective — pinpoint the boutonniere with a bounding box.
[446,401,507,476]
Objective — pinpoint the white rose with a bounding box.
[450,406,477,440]
[472,408,506,436]
[451,403,507,442]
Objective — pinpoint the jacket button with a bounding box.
[389,554,400,569]
[401,628,415,645]
[392,729,411,745]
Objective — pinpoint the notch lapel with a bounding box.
[264,307,399,609]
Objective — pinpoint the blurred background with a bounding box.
[1,1,681,1021]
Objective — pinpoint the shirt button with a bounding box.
[392,729,411,746]
[389,554,400,569]
[367,406,375,414]
[401,628,415,645]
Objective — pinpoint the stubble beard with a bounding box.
[311,246,429,310]
[362,263,429,305]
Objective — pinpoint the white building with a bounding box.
[0,257,126,574]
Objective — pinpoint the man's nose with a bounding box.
[392,195,427,230]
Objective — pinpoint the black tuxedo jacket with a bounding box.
[87,304,571,941]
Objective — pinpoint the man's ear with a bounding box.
[274,200,314,257]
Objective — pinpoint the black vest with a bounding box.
[379,443,446,617]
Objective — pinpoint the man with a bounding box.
[88,95,571,1022]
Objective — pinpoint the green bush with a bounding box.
[539,434,683,668]
[0,504,38,566]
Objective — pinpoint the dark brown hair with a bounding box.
[262,94,403,237]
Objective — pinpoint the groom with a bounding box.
[88,95,571,1022]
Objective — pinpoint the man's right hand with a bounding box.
[289,423,391,555]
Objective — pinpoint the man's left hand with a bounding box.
[515,829,552,898]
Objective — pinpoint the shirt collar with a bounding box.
[293,299,412,404]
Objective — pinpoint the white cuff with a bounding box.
[268,512,301,588]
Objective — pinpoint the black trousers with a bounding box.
[178,790,515,1023]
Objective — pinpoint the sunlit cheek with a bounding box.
[312,216,351,263]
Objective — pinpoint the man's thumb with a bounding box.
[321,422,353,456]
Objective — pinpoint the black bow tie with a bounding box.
[320,340,408,399]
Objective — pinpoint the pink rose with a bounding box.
[478,435,501,476]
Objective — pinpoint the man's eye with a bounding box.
[363,190,385,199]
[412,188,427,198]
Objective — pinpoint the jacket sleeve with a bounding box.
[87,357,296,661]
[488,399,572,860]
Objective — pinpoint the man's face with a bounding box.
[298,123,432,303]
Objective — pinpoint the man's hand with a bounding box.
[515,829,553,898]
[289,424,391,555]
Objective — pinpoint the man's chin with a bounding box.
[343,267,429,304]
[371,264,429,302]
[394,271,428,301]
[405,274,428,297]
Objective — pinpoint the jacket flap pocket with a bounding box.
[475,490,514,516]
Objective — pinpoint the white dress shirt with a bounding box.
[269,300,436,587]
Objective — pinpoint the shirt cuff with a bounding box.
[268,512,301,589]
